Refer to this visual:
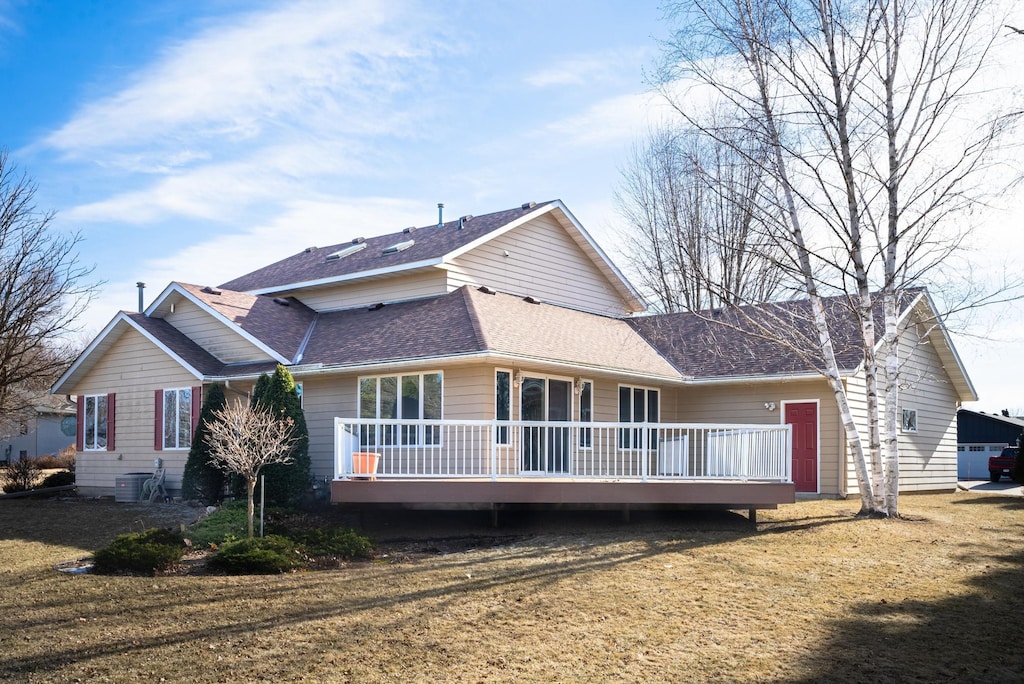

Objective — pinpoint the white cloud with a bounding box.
[79,196,432,333]
[44,0,441,162]
[535,91,664,149]
[525,50,647,88]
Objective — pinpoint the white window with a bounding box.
[163,388,193,450]
[901,408,918,434]
[579,380,593,448]
[83,394,109,451]
[495,370,511,445]
[618,384,659,449]
[359,372,443,446]
[969,445,986,452]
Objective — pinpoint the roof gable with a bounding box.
[148,282,319,364]
[293,286,677,380]
[52,312,217,394]
[216,201,645,312]
[629,290,975,397]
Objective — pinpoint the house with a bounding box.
[52,200,976,510]
[956,409,1024,479]
[0,395,77,464]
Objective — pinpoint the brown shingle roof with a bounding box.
[219,202,553,293]
[628,292,922,380]
[296,286,678,378]
[178,283,318,362]
[125,314,229,376]
[300,289,485,366]
[466,288,679,378]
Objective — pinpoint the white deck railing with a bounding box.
[334,419,792,483]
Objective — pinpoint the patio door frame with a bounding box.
[520,374,573,474]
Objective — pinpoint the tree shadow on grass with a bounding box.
[791,542,1024,683]
[0,499,871,680]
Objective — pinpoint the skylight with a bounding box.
[325,242,367,261]
[382,239,415,255]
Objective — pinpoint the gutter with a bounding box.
[204,351,685,385]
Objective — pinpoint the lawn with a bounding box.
[1,492,1022,683]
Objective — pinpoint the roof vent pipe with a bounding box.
[136,282,145,313]
[437,203,444,228]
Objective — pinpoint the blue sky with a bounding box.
[1,0,1022,412]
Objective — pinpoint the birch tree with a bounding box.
[656,0,1019,516]
[204,401,297,538]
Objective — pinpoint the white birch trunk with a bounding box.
[882,292,901,516]
[743,23,877,512]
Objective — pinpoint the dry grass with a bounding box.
[1,492,1023,683]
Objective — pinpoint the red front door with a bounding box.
[785,402,818,492]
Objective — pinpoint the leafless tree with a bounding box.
[655,0,1020,516]
[204,401,297,538]
[616,121,790,312]
[0,149,96,439]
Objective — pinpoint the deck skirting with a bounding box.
[331,478,795,507]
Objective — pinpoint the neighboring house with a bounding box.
[52,200,976,509]
[0,396,77,463]
[956,409,1024,479]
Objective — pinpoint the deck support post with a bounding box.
[748,507,757,525]
[622,504,630,523]
[490,503,498,528]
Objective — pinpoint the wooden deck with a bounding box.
[331,478,796,509]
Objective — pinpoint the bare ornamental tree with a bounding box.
[0,149,95,439]
[616,122,789,313]
[204,401,297,538]
[655,0,1021,516]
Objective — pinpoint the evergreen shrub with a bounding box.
[208,535,304,574]
[93,528,186,575]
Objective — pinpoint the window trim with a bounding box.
[578,378,593,449]
[901,407,918,434]
[358,371,444,447]
[161,387,194,450]
[80,394,114,452]
[617,383,660,450]
[495,369,512,446]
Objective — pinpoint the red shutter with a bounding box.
[191,386,202,433]
[76,396,84,452]
[106,393,116,451]
[154,389,164,451]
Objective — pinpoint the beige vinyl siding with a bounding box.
[673,380,844,496]
[447,214,633,316]
[162,298,269,364]
[300,365,495,480]
[843,373,869,497]
[288,270,447,312]
[892,322,960,492]
[300,374,357,481]
[72,328,199,496]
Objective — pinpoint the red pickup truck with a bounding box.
[989,446,1018,482]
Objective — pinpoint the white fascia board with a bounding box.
[223,351,684,386]
[868,289,977,401]
[51,312,205,394]
[913,290,978,401]
[52,311,128,394]
[683,370,852,385]
[150,282,289,365]
[548,200,649,312]
[241,259,445,296]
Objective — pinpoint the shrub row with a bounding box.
[93,507,374,575]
